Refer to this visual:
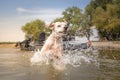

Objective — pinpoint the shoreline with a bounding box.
[0,41,120,49]
[92,41,120,49]
[0,43,16,48]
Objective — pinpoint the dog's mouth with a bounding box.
[58,31,67,34]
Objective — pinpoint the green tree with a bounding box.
[53,6,92,40]
[85,0,120,40]
[85,0,113,25]
[62,6,83,27]
[62,6,84,36]
[53,17,64,22]
[22,19,47,41]
[81,14,92,40]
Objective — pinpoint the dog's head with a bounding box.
[49,20,68,36]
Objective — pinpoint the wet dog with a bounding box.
[31,20,68,62]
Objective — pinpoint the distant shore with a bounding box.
[92,41,120,49]
[0,43,16,48]
[0,41,120,49]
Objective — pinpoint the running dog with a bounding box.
[31,20,68,62]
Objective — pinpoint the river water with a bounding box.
[0,48,120,80]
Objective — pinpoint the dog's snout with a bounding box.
[64,27,68,31]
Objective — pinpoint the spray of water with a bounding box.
[30,44,99,68]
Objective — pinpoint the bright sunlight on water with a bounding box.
[0,48,120,80]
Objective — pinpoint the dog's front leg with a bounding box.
[54,44,63,58]
[40,42,53,54]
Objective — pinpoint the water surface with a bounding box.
[0,48,120,80]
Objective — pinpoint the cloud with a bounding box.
[16,7,63,23]
[19,14,63,24]
[16,7,63,14]
[16,7,28,13]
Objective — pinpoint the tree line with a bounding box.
[85,0,120,41]
[22,0,120,41]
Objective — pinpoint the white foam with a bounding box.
[30,48,99,68]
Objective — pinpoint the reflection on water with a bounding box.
[0,48,120,80]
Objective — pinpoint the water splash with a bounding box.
[62,48,99,67]
[30,47,99,68]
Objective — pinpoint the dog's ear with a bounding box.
[63,19,67,23]
[49,23,54,30]
[63,19,69,26]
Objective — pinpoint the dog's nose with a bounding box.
[64,27,68,31]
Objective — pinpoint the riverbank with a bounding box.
[0,41,120,49]
[92,41,120,49]
[0,43,16,48]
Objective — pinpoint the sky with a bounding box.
[0,0,91,42]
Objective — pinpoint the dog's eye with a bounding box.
[65,25,67,27]
[57,25,61,27]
